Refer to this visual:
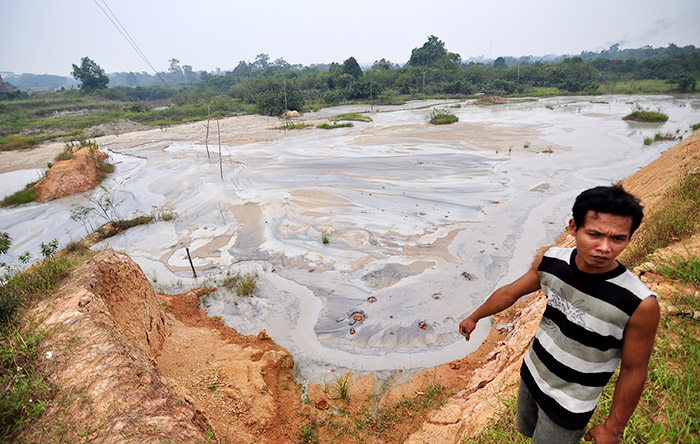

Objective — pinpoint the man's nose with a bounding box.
[597,238,612,252]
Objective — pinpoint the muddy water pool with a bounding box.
[1,95,698,380]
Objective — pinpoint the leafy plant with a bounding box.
[321,231,330,244]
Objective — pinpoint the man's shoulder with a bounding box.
[609,268,656,300]
[543,247,574,261]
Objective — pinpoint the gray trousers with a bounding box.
[517,380,587,444]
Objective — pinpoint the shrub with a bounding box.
[428,108,458,125]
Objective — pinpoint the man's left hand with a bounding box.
[584,424,622,444]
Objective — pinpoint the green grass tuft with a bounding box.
[1,181,38,207]
[428,108,458,125]
[623,111,669,122]
[330,113,372,122]
[317,122,353,129]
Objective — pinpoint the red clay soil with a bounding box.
[34,145,109,201]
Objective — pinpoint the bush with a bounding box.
[428,108,458,125]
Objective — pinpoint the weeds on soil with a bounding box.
[0,236,90,442]
[621,171,700,268]
[222,271,258,297]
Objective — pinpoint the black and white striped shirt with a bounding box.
[521,247,654,430]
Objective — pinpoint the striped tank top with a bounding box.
[521,247,654,430]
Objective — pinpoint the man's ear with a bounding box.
[568,218,577,234]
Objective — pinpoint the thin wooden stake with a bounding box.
[217,118,223,180]
[205,104,211,159]
[185,247,197,278]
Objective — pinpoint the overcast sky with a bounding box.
[2,0,700,76]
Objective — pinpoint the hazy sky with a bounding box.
[2,0,700,76]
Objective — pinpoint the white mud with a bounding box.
[1,95,698,380]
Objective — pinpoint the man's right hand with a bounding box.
[459,317,477,340]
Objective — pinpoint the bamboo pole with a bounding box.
[185,247,197,278]
[217,118,223,180]
[205,104,211,159]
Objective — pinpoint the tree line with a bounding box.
[4,36,700,113]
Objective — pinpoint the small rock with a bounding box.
[419,321,427,330]
[449,361,460,370]
[349,328,356,335]
[367,296,377,303]
[390,331,395,335]
[432,293,441,300]
[461,272,473,281]
[315,399,329,410]
[353,313,363,322]
[257,329,271,341]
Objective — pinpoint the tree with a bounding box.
[342,56,363,79]
[71,56,109,91]
[493,57,507,69]
[408,35,461,68]
[678,75,696,92]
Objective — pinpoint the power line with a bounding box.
[92,0,173,94]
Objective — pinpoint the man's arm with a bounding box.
[459,254,543,340]
[585,296,660,444]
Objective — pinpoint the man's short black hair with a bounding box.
[572,184,644,237]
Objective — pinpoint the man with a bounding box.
[459,185,659,444]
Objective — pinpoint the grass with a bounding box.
[621,172,700,268]
[0,243,92,442]
[317,122,353,129]
[285,122,311,130]
[428,108,458,125]
[599,79,676,95]
[330,113,372,123]
[692,122,700,132]
[222,271,259,297]
[623,110,669,123]
[321,231,330,244]
[300,382,450,443]
[296,420,320,444]
[0,181,38,207]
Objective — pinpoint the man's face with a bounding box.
[569,210,633,274]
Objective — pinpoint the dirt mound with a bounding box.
[22,250,210,443]
[21,248,306,443]
[35,145,110,201]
